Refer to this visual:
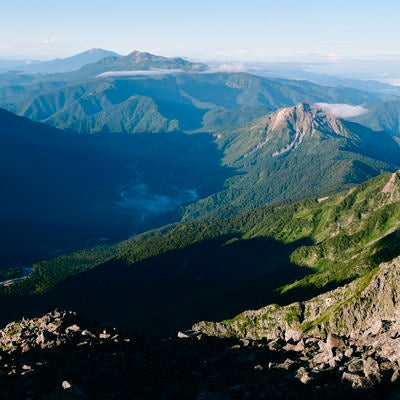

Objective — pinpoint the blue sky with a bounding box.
[2,0,400,62]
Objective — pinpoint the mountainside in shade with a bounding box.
[12,48,121,74]
[349,100,400,137]
[2,171,399,335]
[183,103,400,219]
[2,70,392,134]
[0,108,231,265]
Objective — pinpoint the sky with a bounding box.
[2,0,400,63]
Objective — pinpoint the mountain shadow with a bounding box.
[0,109,234,265]
[0,235,314,334]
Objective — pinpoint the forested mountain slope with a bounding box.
[2,171,399,335]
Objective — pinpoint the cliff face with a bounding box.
[193,255,400,344]
[241,103,351,159]
[193,171,400,342]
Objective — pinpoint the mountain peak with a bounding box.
[267,103,347,137]
[264,103,348,157]
[92,50,207,72]
[243,103,351,159]
[125,50,156,59]
[12,48,120,74]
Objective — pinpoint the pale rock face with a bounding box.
[245,103,349,158]
[267,103,347,138]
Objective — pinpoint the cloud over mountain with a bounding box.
[315,103,368,118]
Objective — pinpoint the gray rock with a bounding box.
[35,332,45,345]
[391,369,400,383]
[364,357,381,384]
[341,371,370,389]
[328,358,337,368]
[347,358,364,373]
[21,343,30,353]
[285,328,303,343]
[46,322,61,333]
[283,340,305,353]
[99,332,111,339]
[62,381,72,389]
[65,325,80,333]
[50,380,88,400]
[326,333,345,351]
[312,350,332,366]
[275,358,298,371]
[81,330,96,338]
[344,347,354,358]
[295,367,313,384]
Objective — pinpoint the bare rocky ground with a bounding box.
[1,310,400,399]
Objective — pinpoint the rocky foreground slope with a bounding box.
[1,306,400,399]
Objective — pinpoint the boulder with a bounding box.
[364,357,381,384]
[326,333,345,352]
[341,372,370,389]
[295,367,313,384]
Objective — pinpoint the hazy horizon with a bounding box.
[2,0,400,84]
[3,0,400,60]
[3,48,400,86]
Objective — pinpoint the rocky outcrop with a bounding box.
[0,309,120,354]
[193,256,400,344]
[0,310,127,399]
[245,103,350,158]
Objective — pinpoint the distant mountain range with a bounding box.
[0,49,207,92]
[4,71,392,134]
[0,49,120,74]
[79,50,207,75]
[0,49,398,144]
[254,67,400,97]
[0,59,40,73]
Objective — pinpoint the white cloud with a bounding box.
[41,37,57,45]
[97,65,247,78]
[379,78,400,86]
[315,103,368,118]
[327,52,341,62]
[97,69,183,78]
[206,63,247,73]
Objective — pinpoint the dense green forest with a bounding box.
[4,172,399,317]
